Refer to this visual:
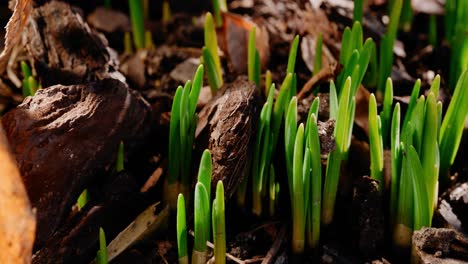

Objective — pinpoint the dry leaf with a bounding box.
[0,0,33,74]
[0,124,36,264]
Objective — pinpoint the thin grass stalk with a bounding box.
[307,114,322,249]
[314,34,323,76]
[439,70,468,183]
[204,13,223,90]
[213,181,226,264]
[248,27,260,87]
[285,97,298,203]
[390,103,401,225]
[322,77,353,225]
[292,124,305,254]
[354,0,363,23]
[116,141,124,172]
[193,183,209,264]
[97,228,108,264]
[381,78,393,146]
[177,194,188,264]
[369,94,384,187]
[129,0,145,50]
[286,36,300,74]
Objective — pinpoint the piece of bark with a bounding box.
[32,171,149,264]
[439,182,468,234]
[0,124,36,264]
[352,176,384,259]
[413,228,468,263]
[23,0,124,87]
[1,78,152,247]
[196,78,259,198]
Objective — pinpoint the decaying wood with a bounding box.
[1,79,152,247]
[196,78,259,198]
[32,171,149,264]
[23,0,125,87]
[413,228,468,263]
[0,125,36,264]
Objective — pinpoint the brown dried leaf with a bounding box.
[354,85,371,137]
[0,124,36,264]
[0,0,33,74]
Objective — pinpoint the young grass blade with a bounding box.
[116,141,124,172]
[168,87,183,184]
[406,146,431,230]
[394,143,414,250]
[213,181,226,264]
[21,61,32,79]
[402,79,421,131]
[77,189,90,210]
[128,0,145,50]
[308,114,322,249]
[420,93,438,219]
[429,74,440,97]
[381,78,393,146]
[27,76,39,96]
[271,73,293,151]
[193,183,209,264]
[177,194,188,264]
[204,13,223,88]
[439,70,468,182]
[354,0,363,23]
[287,35,300,74]
[340,27,352,66]
[97,227,108,264]
[248,27,260,87]
[197,150,212,203]
[409,96,426,155]
[285,97,298,199]
[400,0,413,32]
[189,65,204,117]
[329,81,338,120]
[203,47,223,94]
[314,34,323,76]
[369,94,384,187]
[269,165,277,216]
[390,103,401,224]
[429,15,438,47]
[322,77,353,225]
[292,124,305,254]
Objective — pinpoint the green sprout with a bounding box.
[380,78,394,146]
[369,93,384,188]
[203,13,223,93]
[76,189,90,210]
[177,194,188,264]
[354,0,363,23]
[162,0,172,25]
[21,61,39,97]
[337,22,373,96]
[248,27,261,87]
[446,0,468,89]
[287,36,300,75]
[96,227,108,264]
[166,65,204,208]
[129,0,146,50]
[378,0,402,95]
[116,141,124,172]
[399,0,413,32]
[439,69,468,183]
[212,181,226,264]
[284,96,322,253]
[212,0,227,27]
[193,182,210,264]
[144,30,153,49]
[314,33,323,76]
[322,77,355,226]
[251,83,275,216]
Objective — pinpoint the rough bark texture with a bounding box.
[23,0,124,87]
[0,125,36,264]
[32,171,148,264]
[413,228,468,263]
[196,78,259,198]
[1,79,152,247]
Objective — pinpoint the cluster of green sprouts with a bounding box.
[166,66,204,208]
[177,150,226,264]
[367,70,468,252]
